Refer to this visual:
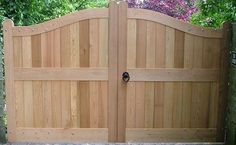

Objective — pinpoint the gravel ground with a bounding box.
[1,143,225,145]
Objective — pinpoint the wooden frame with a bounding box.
[12,9,108,36]
[3,19,16,141]
[14,68,108,81]
[15,128,108,143]
[108,1,119,142]
[128,68,219,82]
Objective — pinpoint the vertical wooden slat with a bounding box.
[60,26,71,67]
[13,37,22,67]
[70,23,80,68]
[42,32,53,127]
[89,17,99,126]
[174,30,184,68]
[13,37,24,127]
[79,20,90,128]
[42,31,57,127]
[41,32,51,67]
[89,19,99,128]
[209,82,219,127]
[15,80,24,125]
[145,21,155,128]
[135,19,147,128]
[163,26,175,128]
[99,18,108,128]
[89,82,99,127]
[51,29,62,128]
[154,24,165,128]
[117,2,128,142]
[53,29,61,66]
[61,81,71,128]
[79,81,90,128]
[70,23,80,128]
[3,19,16,141]
[42,81,52,127]
[191,36,209,128]
[22,36,33,127]
[200,38,212,127]
[108,1,118,142]
[126,19,136,128]
[32,35,41,67]
[98,81,108,128]
[99,19,109,67]
[51,81,62,128]
[209,39,221,128]
[32,34,43,127]
[60,26,71,128]
[182,33,194,128]
[79,20,90,68]
[172,30,184,128]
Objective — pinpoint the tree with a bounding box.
[190,0,236,28]
[126,0,198,21]
[0,0,107,26]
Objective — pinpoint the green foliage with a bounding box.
[0,79,5,143]
[86,0,108,8]
[190,0,236,28]
[0,0,108,26]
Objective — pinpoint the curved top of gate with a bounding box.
[127,8,223,38]
[10,8,109,37]
[6,3,224,38]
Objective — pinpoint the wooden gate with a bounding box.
[3,2,230,143]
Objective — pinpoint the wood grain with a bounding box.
[154,23,166,128]
[89,19,99,128]
[135,19,147,128]
[127,68,219,82]
[163,27,175,128]
[60,25,71,128]
[15,128,108,143]
[117,2,128,141]
[22,36,33,127]
[145,21,156,128]
[182,33,194,128]
[13,37,24,128]
[126,128,217,142]
[126,19,136,128]
[108,1,118,142]
[15,68,108,81]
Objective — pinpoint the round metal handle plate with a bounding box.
[122,72,130,82]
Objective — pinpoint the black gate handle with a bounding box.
[122,72,130,82]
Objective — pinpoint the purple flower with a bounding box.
[125,0,198,21]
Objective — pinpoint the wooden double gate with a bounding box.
[3,2,230,143]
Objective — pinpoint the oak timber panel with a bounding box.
[125,17,222,142]
[11,18,109,142]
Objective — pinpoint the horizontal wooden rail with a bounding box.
[127,9,223,38]
[15,128,108,143]
[12,8,108,36]
[127,68,219,82]
[14,68,108,81]
[14,68,219,82]
[126,128,216,142]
